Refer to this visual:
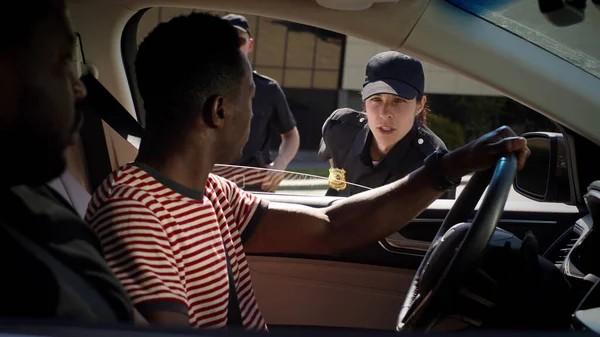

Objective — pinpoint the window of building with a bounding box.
[137,8,345,90]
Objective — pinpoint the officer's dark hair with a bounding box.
[136,12,246,141]
[416,93,429,125]
[1,0,67,52]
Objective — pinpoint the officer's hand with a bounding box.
[261,162,286,192]
[442,126,531,179]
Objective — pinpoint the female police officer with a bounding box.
[319,51,455,198]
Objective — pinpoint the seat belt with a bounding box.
[222,240,243,328]
[77,73,145,191]
[74,33,144,191]
[79,74,144,140]
[0,224,117,321]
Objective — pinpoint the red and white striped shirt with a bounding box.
[85,162,268,330]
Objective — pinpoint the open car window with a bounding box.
[211,164,371,196]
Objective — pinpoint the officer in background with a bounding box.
[319,51,456,198]
[222,14,300,192]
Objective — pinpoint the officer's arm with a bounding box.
[271,83,299,170]
[273,127,300,170]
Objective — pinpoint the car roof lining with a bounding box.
[110,0,430,48]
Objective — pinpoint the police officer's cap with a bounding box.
[222,13,252,37]
[362,51,424,101]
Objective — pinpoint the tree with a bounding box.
[426,94,559,147]
[426,113,465,151]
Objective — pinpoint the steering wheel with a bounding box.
[396,154,518,332]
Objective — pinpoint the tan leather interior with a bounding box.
[102,122,139,169]
[61,124,137,194]
[247,256,415,330]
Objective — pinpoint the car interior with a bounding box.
[7,0,600,335]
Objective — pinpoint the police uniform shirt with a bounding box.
[319,108,453,198]
[235,71,297,167]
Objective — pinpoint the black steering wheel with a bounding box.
[396,153,518,332]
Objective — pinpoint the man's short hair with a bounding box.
[136,12,246,137]
[1,1,67,52]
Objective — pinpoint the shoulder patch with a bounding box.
[329,108,367,124]
[253,71,277,84]
[322,108,367,136]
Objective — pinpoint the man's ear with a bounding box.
[202,95,226,129]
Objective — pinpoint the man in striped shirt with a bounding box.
[86,13,530,331]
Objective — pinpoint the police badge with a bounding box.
[328,168,347,191]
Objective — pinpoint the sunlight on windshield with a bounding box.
[448,0,600,79]
[211,165,545,203]
[212,164,372,196]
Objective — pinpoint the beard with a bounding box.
[0,86,79,186]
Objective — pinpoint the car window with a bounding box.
[134,7,562,202]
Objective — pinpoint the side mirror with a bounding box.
[514,132,572,203]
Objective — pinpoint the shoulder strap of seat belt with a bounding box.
[79,74,145,140]
[222,239,243,328]
[77,73,145,191]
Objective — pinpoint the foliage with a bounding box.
[426,113,465,150]
[426,94,559,146]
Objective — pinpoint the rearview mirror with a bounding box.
[514,132,572,203]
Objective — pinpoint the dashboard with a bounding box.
[550,182,600,333]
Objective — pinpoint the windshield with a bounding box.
[448,0,600,79]
[212,164,371,196]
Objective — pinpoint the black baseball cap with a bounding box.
[222,14,251,36]
[362,51,424,101]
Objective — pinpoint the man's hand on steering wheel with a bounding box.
[442,126,531,180]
